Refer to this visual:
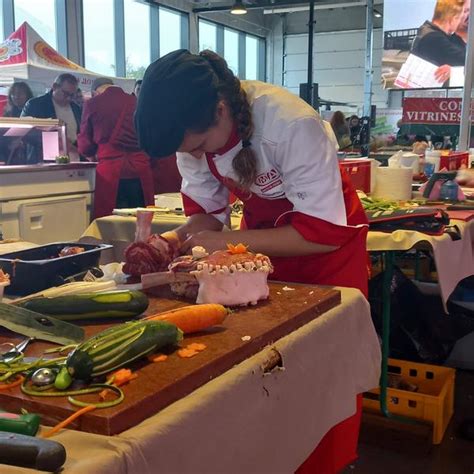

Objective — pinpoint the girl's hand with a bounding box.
[181,231,228,254]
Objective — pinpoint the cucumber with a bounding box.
[66,320,182,380]
[19,291,149,321]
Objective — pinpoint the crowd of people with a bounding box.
[1,74,182,217]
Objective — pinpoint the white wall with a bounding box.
[283,29,388,114]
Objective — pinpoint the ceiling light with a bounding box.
[373,9,382,18]
[231,0,247,15]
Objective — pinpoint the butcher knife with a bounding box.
[0,302,84,345]
[0,432,66,472]
[140,271,196,289]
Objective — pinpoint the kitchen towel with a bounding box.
[373,167,412,201]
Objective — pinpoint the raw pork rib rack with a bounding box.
[123,211,179,276]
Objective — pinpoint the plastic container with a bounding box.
[0,242,112,296]
[469,148,474,169]
[440,151,469,171]
[339,159,371,193]
[363,358,455,444]
[439,180,459,201]
[424,150,441,175]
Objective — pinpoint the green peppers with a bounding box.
[54,366,73,390]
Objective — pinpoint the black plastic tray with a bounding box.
[0,242,113,296]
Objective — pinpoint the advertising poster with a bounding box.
[382,0,469,89]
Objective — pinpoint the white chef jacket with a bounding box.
[177,80,346,227]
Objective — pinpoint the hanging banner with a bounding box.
[399,97,474,138]
[402,98,462,125]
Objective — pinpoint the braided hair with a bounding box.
[197,50,257,190]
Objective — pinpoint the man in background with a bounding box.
[22,73,82,156]
[411,0,466,83]
[454,0,469,43]
[77,77,154,218]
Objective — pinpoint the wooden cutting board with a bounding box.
[0,283,340,435]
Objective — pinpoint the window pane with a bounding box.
[224,28,239,75]
[199,20,216,52]
[124,0,150,78]
[0,1,4,41]
[14,0,57,48]
[245,36,258,80]
[83,0,115,76]
[159,8,181,57]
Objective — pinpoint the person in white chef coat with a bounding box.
[135,49,372,474]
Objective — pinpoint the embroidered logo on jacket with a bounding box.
[255,169,283,195]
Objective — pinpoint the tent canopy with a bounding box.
[0,22,135,95]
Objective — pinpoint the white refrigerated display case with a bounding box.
[0,163,96,243]
[0,117,96,243]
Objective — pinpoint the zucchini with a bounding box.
[66,320,182,380]
[19,290,149,321]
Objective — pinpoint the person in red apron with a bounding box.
[135,50,371,473]
[78,78,154,219]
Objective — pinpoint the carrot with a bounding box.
[186,343,207,352]
[144,304,229,334]
[41,405,96,438]
[227,243,248,254]
[0,375,24,390]
[178,348,199,358]
[111,369,135,386]
[148,354,168,363]
[100,369,137,400]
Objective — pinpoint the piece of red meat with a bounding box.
[123,210,179,276]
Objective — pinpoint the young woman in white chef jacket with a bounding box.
[135,49,369,473]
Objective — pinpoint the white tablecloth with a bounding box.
[3,288,380,474]
[367,219,474,305]
[82,215,474,306]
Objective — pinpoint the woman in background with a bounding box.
[1,82,34,164]
[330,111,352,149]
[3,82,33,117]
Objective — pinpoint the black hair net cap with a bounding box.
[135,49,218,158]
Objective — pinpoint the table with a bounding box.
[367,219,474,418]
[1,288,380,474]
[367,219,474,306]
[81,214,474,422]
[82,215,474,307]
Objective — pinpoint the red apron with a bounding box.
[205,154,367,473]
[205,155,369,296]
[94,105,154,219]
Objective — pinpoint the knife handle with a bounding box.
[0,412,41,437]
[0,432,66,472]
[141,271,196,289]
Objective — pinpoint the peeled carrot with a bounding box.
[227,243,248,254]
[144,304,229,334]
[178,348,199,358]
[42,405,96,438]
[0,375,24,390]
[186,343,207,352]
[148,354,168,363]
[100,369,137,400]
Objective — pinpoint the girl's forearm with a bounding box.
[223,226,338,256]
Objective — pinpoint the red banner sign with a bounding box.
[402,98,465,125]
